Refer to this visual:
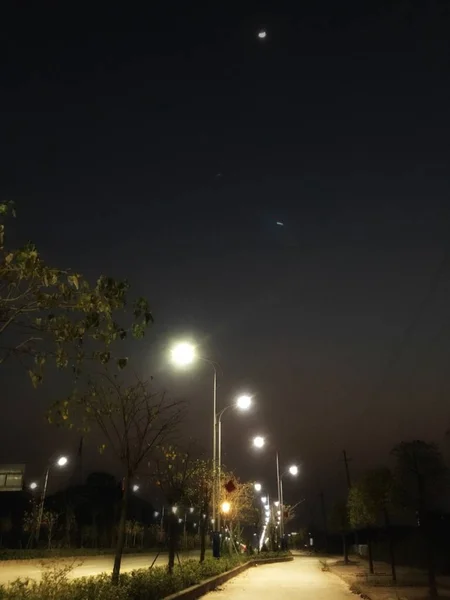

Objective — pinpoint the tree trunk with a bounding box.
[200,501,208,563]
[168,514,178,574]
[343,533,349,564]
[112,474,129,585]
[384,508,396,583]
[367,529,374,574]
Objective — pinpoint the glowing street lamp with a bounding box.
[252,436,265,449]
[289,465,299,476]
[221,501,231,514]
[29,481,38,491]
[261,496,267,504]
[132,484,140,492]
[254,482,262,492]
[170,342,196,366]
[258,30,267,39]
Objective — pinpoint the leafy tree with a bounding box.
[54,373,183,583]
[183,458,213,562]
[348,468,394,575]
[391,440,448,599]
[0,202,152,387]
[153,446,205,572]
[329,501,350,564]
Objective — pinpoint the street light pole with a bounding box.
[276,451,282,547]
[212,366,217,529]
[35,465,50,544]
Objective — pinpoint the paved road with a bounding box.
[0,550,200,586]
[201,556,354,599]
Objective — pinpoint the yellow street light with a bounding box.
[221,501,231,514]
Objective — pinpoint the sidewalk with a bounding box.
[328,557,450,600]
[201,556,353,599]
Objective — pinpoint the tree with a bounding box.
[391,440,448,599]
[41,510,59,549]
[54,373,183,583]
[0,202,152,387]
[217,470,258,552]
[348,468,395,576]
[329,501,350,564]
[153,446,205,572]
[184,458,213,562]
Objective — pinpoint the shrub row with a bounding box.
[0,552,290,600]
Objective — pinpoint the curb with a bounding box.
[163,556,293,600]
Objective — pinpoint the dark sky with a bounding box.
[1,1,450,513]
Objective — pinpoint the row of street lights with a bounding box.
[170,341,299,554]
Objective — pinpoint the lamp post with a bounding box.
[35,455,68,543]
[170,343,218,522]
[170,342,221,555]
[252,436,299,549]
[278,464,299,547]
[216,394,252,532]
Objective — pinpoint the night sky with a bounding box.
[1,2,450,513]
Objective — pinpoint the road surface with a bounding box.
[201,556,354,599]
[0,550,200,586]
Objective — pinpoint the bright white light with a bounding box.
[57,456,68,467]
[253,436,265,449]
[236,395,252,410]
[29,482,38,490]
[289,465,299,476]
[154,511,159,517]
[261,496,267,504]
[277,510,281,516]
[189,507,195,513]
[172,506,178,514]
[274,501,280,507]
[178,518,183,524]
[258,30,267,39]
[221,501,231,514]
[171,342,196,366]
[132,484,140,492]
[254,483,262,492]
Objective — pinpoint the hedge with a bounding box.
[0,552,290,600]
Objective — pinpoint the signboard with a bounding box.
[0,465,25,492]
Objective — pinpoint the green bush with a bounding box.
[0,552,290,600]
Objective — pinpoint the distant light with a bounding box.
[193,522,197,527]
[29,482,38,490]
[189,507,195,513]
[261,496,267,504]
[178,518,183,524]
[276,221,284,226]
[289,465,299,476]
[221,501,231,514]
[236,395,252,410]
[258,30,267,39]
[254,483,262,492]
[57,456,68,467]
[172,506,178,514]
[154,511,159,517]
[171,342,196,366]
[274,501,280,507]
[253,436,265,449]
[132,484,140,492]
